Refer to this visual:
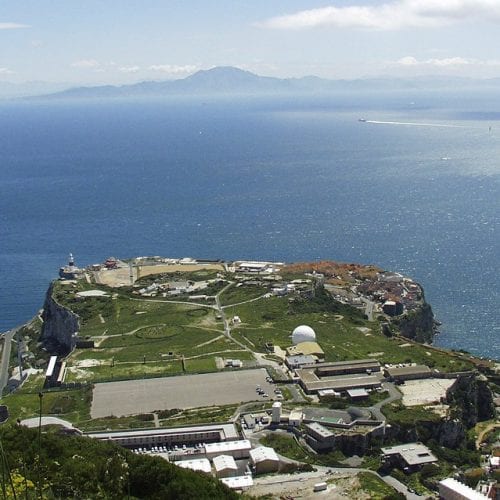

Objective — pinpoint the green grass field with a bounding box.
[9,272,472,429]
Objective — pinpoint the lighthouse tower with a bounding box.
[59,252,80,279]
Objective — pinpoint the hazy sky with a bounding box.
[2,0,500,84]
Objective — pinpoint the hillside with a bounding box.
[0,424,239,499]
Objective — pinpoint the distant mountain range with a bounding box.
[10,66,500,100]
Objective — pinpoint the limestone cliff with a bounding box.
[392,302,436,343]
[40,282,80,355]
[446,374,495,427]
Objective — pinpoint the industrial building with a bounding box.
[249,446,280,474]
[311,359,381,377]
[177,458,212,474]
[86,423,239,449]
[213,455,238,478]
[384,365,432,382]
[296,369,382,394]
[293,358,383,395]
[220,476,254,490]
[204,440,251,460]
[285,355,316,370]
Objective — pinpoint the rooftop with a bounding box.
[249,446,279,463]
[86,423,239,441]
[439,478,489,500]
[385,365,431,377]
[204,440,251,454]
[305,422,334,438]
[221,476,254,489]
[213,455,238,471]
[177,458,211,474]
[382,443,437,466]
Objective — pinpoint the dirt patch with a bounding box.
[249,472,363,500]
[75,359,102,368]
[195,335,224,349]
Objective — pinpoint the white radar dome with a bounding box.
[292,325,316,344]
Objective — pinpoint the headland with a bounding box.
[0,254,498,498]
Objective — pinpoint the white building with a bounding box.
[288,410,303,427]
[271,402,282,424]
[177,458,211,474]
[220,476,253,490]
[438,478,489,500]
[204,440,251,460]
[249,446,280,474]
[213,455,238,478]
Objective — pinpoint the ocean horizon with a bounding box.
[0,91,498,359]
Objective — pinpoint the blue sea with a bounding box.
[0,91,498,359]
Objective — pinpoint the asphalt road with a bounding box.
[369,382,402,420]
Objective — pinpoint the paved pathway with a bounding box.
[368,382,402,420]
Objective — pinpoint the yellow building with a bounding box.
[286,341,324,359]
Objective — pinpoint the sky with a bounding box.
[2,0,500,85]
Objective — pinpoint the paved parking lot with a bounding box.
[399,378,456,406]
[91,368,274,418]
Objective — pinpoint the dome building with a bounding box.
[292,325,316,345]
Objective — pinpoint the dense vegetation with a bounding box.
[0,425,238,499]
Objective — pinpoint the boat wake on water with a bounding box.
[362,119,466,128]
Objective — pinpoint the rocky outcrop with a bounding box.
[385,418,466,449]
[446,374,495,427]
[40,283,80,355]
[392,302,436,343]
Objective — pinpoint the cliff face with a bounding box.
[393,302,435,343]
[40,282,80,355]
[386,417,466,449]
[385,374,495,450]
[446,374,495,427]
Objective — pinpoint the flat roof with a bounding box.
[305,422,334,438]
[46,356,58,378]
[204,440,251,454]
[296,370,382,392]
[439,478,489,500]
[382,443,437,466]
[87,423,238,441]
[286,355,316,365]
[386,365,431,377]
[221,476,254,489]
[347,388,369,398]
[308,359,381,370]
[177,458,211,474]
[289,410,303,421]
